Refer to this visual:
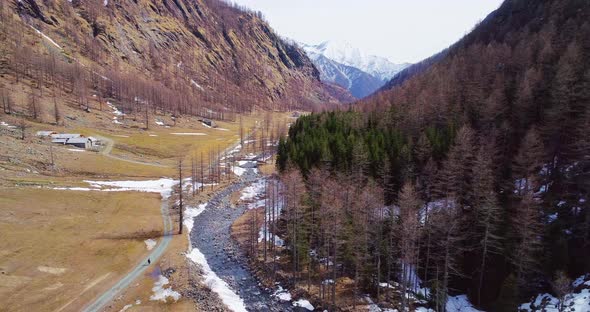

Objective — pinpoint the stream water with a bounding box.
[189,168,298,311]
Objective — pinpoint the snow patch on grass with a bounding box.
[67,148,85,152]
[150,275,180,302]
[52,187,94,191]
[144,239,157,250]
[37,266,67,275]
[84,178,177,198]
[171,132,206,136]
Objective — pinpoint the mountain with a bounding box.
[279,0,590,309]
[301,41,409,98]
[304,52,384,98]
[378,49,447,92]
[2,0,346,116]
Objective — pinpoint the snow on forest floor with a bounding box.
[520,274,590,312]
[1,121,17,129]
[107,101,125,124]
[292,298,314,310]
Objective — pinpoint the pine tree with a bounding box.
[437,125,476,208]
[512,127,544,196]
[512,190,543,289]
[473,147,503,305]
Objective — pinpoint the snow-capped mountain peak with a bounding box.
[302,40,409,82]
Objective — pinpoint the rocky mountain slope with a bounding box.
[3,0,348,115]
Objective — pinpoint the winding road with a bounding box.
[82,192,174,312]
[83,130,290,311]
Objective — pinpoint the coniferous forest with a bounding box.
[275,0,590,310]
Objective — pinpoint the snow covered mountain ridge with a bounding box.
[301,41,410,82]
[300,41,410,98]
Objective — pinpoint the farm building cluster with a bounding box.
[37,131,101,150]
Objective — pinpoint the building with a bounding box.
[51,138,68,145]
[64,137,98,149]
[51,133,83,139]
[201,119,217,128]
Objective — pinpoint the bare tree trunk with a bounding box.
[178,159,183,235]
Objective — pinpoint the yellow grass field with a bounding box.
[0,187,162,312]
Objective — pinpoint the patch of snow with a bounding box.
[259,228,284,247]
[171,132,207,136]
[1,121,16,129]
[52,187,94,191]
[113,135,130,138]
[364,295,383,312]
[67,148,85,152]
[191,80,205,91]
[150,275,180,302]
[521,274,590,312]
[155,120,164,126]
[29,25,62,49]
[292,299,314,311]
[183,203,207,233]
[216,128,230,131]
[84,178,177,199]
[144,239,157,250]
[103,0,108,6]
[273,286,292,301]
[186,248,247,312]
[37,266,67,274]
[240,179,265,201]
[149,134,158,137]
[107,101,125,125]
[446,295,482,312]
[573,274,590,288]
[118,304,132,312]
[231,166,247,176]
[547,212,559,223]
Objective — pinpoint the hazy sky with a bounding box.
[231,0,504,64]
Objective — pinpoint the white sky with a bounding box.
[231,0,504,64]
